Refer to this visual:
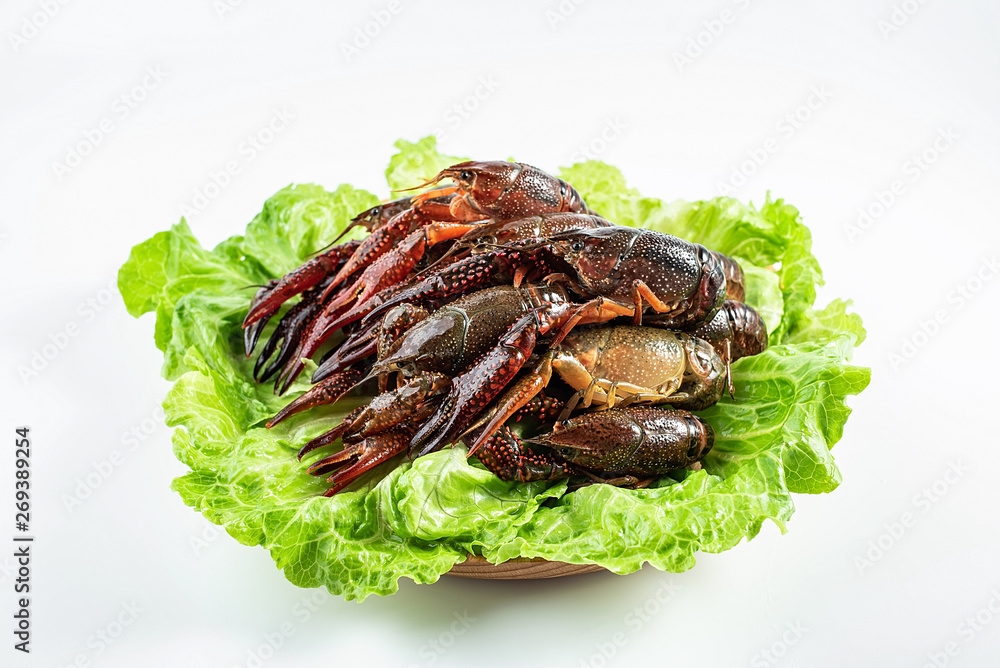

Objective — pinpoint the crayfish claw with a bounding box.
[243,249,346,328]
[244,282,279,356]
[253,325,292,382]
[409,313,539,458]
[408,394,458,459]
[307,446,359,476]
[312,332,378,383]
[296,406,364,460]
[267,368,365,428]
[320,429,413,496]
[244,315,271,357]
[251,277,333,383]
[271,301,347,394]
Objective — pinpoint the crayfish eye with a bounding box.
[459,170,473,181]
[571,241,584,252]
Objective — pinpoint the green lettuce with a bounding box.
[119,136,870,600]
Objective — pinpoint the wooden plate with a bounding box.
[446,555,605,580]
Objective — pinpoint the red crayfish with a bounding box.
[242,160,769,495]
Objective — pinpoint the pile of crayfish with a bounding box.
[242,161,769,496]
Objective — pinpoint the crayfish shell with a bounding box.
[446,555,605,580]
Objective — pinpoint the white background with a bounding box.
[2,1,999,666]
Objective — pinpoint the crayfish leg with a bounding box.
[548,297,631,347]
[568,473,655,491]
[409,311,539,458]
[462,354,554,457]
[469,425,570,483]
[724,339,735,398]
[629,279,675,327]
[361,252,505,327]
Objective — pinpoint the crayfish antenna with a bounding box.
[307,239,340,257]
[410,185,458,205]
[391,173,448,194]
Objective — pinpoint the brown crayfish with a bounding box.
[242,160,769,495]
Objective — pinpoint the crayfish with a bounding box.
[242,160,769,495]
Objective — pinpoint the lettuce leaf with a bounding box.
[560,161,821,344]
[119,137,869,600]
[384,137,467,193]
